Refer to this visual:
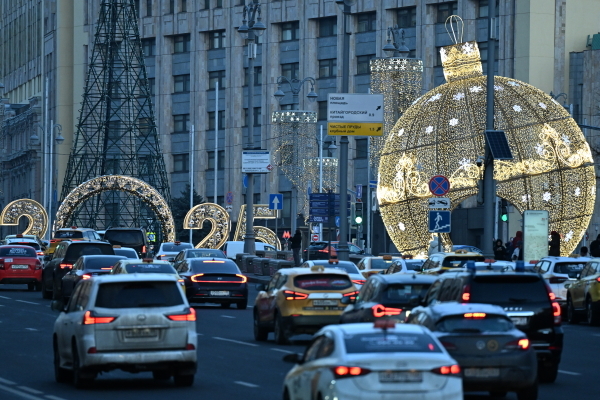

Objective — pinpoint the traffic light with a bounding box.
[354,202,363,225]
[501,199,508,222]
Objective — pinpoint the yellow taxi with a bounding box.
[110,258,186,292]
[420,249,485,275]
[356,255,401,278]
[253,265,358,344]
[566,258,600,325]
[46,227,101,255]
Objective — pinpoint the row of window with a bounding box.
[135,0,227,17]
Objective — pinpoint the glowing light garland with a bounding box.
[378,41,595,256]
[0,199,49,238]
[183,203,230,249]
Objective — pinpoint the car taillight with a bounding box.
[352,279,366,285]
[35,261,42,270]
[544,283,561,325]
[283,290,308,300]
[549,277,567,284]
[504,338,530,350]
[371,304,402,318]
[344,290,359,300]
[166,307,196,322]
[331,366,371,379]
[596,277,600,282]
[431,365,461,376]
[83,310,116,325]
[186,343,196,350]
[464,312,486,318]
[190,274,247,283]
[37,251,44,256]
[59,263,72,269]
[82,274,92,280]
[142,245,147,254]
[461,284,471,302]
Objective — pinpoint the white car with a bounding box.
[356,255,401,278]
[155,241,194,262]
[533,256,590,306]
[282,322,463,400]
[222,241,277,260]
[52,274,197,388]
[301,259,366,288]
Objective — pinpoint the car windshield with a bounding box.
[85,256,126,270]
[554,262,585,276]
[190,260,240,274]
[435,315,514,333]
[95,281,184,308]
[104,230,145,246]
[314,262,359,274]
[405,260,424,271]
[442,256,486,268]
[381,283,432,304]
[294,274,352,290]
[113,248,138,259]
[54,231,84,239]
[308,243,328,250]
[370,259,395,269]
[0,246,37,257]
[470,275,549,304]
[344,332,442,354]
[123,263,177,274]
[187,250,227,258]
[161,243,193,252]
[65,244,113,262]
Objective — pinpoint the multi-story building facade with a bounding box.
[1,0,599,251]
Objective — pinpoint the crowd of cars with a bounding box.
[2,227,599,399]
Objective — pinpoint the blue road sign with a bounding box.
[369,180,377,188]
[243,175,248,189]
[310,208,331,216]
[309,215,329,223]
[269,193,283,210]
[429,210,451,233]
[356,184,362,199]
[429,175,450,196]
[335,216,340,228]
[309,193,330,201]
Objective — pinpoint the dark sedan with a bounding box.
[172,248,228,270]
[339,273,437,324]
[175,257,248,309]
[60,255,127,301]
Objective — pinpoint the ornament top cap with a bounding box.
[440,41,483,82]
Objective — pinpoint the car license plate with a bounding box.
[11,265,29,269]
[313,300,338,306]
[464,368,500,378]
[379,371,423,383]
[510,317,528,326]
[124,328,158,338]
[210,291,230,296]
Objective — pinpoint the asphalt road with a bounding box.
[0,282,598,400]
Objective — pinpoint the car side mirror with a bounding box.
[255,283,266,292]
[564,283,572,289]
[51,300,67,312]
[340,296,355,305]
[282,353,303,364]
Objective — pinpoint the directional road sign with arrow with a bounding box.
[269,193,283,210]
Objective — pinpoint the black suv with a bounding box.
[41,240,115,300]
[104,227,150,258]
[419,270,563,383]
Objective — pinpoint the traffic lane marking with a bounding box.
[45,396,68,400]
[17,386,43,395]
[0,296,12,299]
[221,315,236,319]
[0,377,16,385]
[270,348,294,354]
[0,383,44,400]
[15,300,40,305]
[213,337,258,347]
[558,369,581,376]
[234,381,259,388]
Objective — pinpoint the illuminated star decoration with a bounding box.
[534,143,544,155]
[398,128,405,136]
[543,192,552,202]
[469,86,482,93]
[428,93,442,102]
[522,194,531,203]
[449,118,459,126]
[539,102,547,109]
[398,222,406,231]
[565,231,574,242]
[453,92,465,100]
[459,158,471,169]
[562,135,571,146]
[575,187,581,196]
[513,105,522,112]
[425,126,434,134]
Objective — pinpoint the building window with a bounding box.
[478,42,499,65]
[356,54,375,75]
[106,159,120,175]
[209,30,226,49]
[169,0,175,14]
[147,77,155,96]
[208,111,225,130]
[146,0,152,16]
[208,70,226,90]
[318,101,327,121]
[134,0,140,17]
[355,139,368,158]
[281,62,299,80]
[319,17,337,37]
[280,104,294,111]
[216,0,223,8]
[435,46,443,67]
[397,7,417,28]
[319,59,337,79]
[141,38,156,57]
[174,74,191,93]
[244,108,262,127]
[244,66,262,86]
[203,0,209,10]
[173,154,189,172]
[478,0,499,18]
[357,12,376,33]
[437,2,458,23]
[207,150,225,170]
[173,114,190,133]
[282,21,299,41]
[180,0,187,12]
[173,34,190,53]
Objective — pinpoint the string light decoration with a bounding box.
[0,199,49,238]
[183,203,231,249]
[55,175,175,242]
[369,57,423,174]
[378,41,595,256]
[233,204,281,250]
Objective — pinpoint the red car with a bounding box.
[0,245,43,291]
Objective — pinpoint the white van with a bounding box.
[222,241,277,260]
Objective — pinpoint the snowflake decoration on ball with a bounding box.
[521,194,531,203]
[507,81,520,87]
[425,126,434,134]
[398,222,406,231]
[534,143,544,156]
[469,86,483,93]
[453,92,465,101]
[449,118,459,127]
[494,85,504,91]
[543,192,552,202]
[513,105,522,112]
[462,42,474,54]
[539,102,547,109]
[428,93,442,102]
[565,231,574,242]
[575,187,581,196]
[459,158,471,169]
[397,128,405,137]
[561,134,571,146]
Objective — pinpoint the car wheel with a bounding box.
[274,312,290,345]
[27,283,35,291]
[587,298,600,326]
[173,373,194,387]
[489,392,507,398]
[516,382,538,400]
[53,337,72,383]
[41,279,52,299]
[236,300,248,310]
[253,309,269,341]
[283,387,291,400]
[72,342,95,389]
[152,371,171,381]
[538,362,558,383]
[567,297,579,324]
[52,281,62,301]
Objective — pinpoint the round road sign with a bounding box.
[312,234,320,242]
[429,175,450,196]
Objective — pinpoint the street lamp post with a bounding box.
[383,26,410,58]
[238,1,266,255]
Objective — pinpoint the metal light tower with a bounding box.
[238,1,266,255]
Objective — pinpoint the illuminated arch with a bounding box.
[0,199,49,238]
[54,175,175,242]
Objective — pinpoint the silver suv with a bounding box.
[52,274,198,388]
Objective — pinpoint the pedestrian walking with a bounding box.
[580,246,589,257]
[549,231,561,256]
[493,239,506,261]
[512,241,523,261]
[590,234,600,257]
[291,229,302,267]
[511,231,523,249]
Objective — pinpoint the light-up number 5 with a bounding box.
[233,204,281,250]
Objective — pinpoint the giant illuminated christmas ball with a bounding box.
[377,41,595,256]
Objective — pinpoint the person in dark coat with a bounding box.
[512,231,523,249]
[580,246,589,257]
[590,234,600,257]
[549,231,561,256]
[291,229,302,267]
[493,239,506,261]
